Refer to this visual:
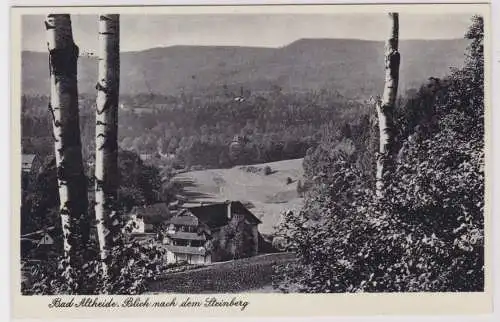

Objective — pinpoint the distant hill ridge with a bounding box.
[22,38,469,99]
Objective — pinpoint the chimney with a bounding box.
[226,200,232,219]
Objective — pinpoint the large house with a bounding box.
[163,201,261,265]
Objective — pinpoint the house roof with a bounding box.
[168,210,199,226]
[130,232,157,244]
[21,226,55,238]
[165,245,206,256]
[187,201,261,228]
[38,233,54,246]
[22,154,36,171]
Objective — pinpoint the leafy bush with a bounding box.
[22,220,169,295]
[273,16,484,293]
[274,129,484,292]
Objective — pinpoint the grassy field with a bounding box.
[173,158,305,234]
[147,252,296,294]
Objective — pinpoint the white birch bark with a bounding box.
[94,14,120,277]
[45,14,89,273]
[376,13,400,196]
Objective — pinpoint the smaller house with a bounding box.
[20,227,57,259]
[37,232,54,247]
[127,203,171,234]
[22,154,41,174]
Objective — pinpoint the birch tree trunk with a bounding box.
[45,14,89,274]
[94,14,120,277]
[375,13,400,196]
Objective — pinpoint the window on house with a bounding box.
[192,240,203,247]
[174,239,188,246]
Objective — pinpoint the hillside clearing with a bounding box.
[173,158,305,234]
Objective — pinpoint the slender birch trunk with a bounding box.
[94,14,120,277]
[375,13,400,196]
[45,14,89,274]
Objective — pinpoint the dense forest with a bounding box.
[22,87,367,170]
[274,15,484,292]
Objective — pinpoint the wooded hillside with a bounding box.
[22,38,468,98]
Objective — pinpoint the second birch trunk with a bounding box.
[375,13,400,196]
[94,14,120,277]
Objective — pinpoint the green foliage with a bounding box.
[274,16,484,293]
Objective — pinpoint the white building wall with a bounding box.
[127,214,145,233]
[166,250,176,264]
[165,251,211,265]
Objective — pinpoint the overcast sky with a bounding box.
[22,13,475,52]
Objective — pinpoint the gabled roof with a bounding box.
[21,226,56,238]
[187,201,261,228]
[130,232,157,245]
[37,233,54,246]
[169,210,199,226]
[22,154,37,171]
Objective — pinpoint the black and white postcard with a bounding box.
[9,1,492,319]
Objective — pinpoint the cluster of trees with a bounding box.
[21,150,164,247]
[22,88,365,170]
[22,14,169,295]
[274,15,484,292]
